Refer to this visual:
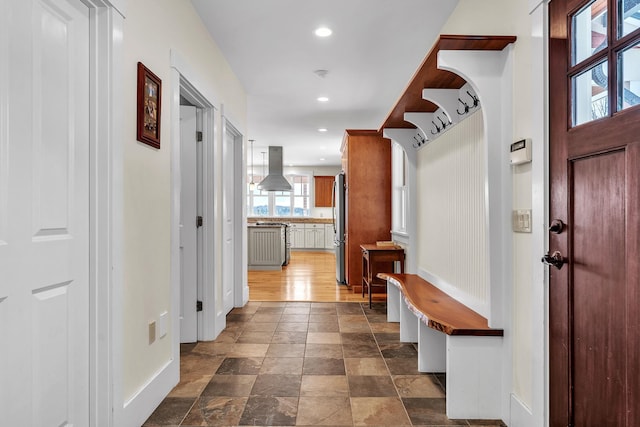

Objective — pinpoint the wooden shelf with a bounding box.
[380,35,517,130]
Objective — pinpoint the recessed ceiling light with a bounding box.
[318,128,328,132]
[317,96,329,102]
[313,69,329,78]
[320,158,326,161]
[314,27,332,37]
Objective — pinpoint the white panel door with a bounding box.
[180,106,198,343]
[221,123,235,314]
[0,0,90,425]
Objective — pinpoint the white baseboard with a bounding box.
[509,393,534,427]
[117,358,179,427]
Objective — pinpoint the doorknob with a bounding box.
[549,219,565,234]
[541,251,566,269]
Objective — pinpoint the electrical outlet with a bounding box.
[148,321,156,344]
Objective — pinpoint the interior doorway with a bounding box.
[171,67,222,343]
[222,117,243,313]
[179,103,201,343]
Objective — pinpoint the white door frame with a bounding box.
[170,50,225,343]
[529,2,550,426]
[70,0,123,426]
[221,112,246,309]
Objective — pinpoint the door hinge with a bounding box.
[196,216,203,227]
[196,131,203,142]
[196,301,203,312]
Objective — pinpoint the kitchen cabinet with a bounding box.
[289,223,305,248]
[304,223,325,249]
[248,225,285,270]
[286,222,333,249]
[325,224,335,249]
[314,176,334,207]
[341,130,391,289]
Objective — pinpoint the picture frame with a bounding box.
[136,62,162,148]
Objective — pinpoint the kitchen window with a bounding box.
[391,142,408,234]
[247,173,310,217]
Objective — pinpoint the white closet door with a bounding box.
[0,0,90,425]
[180,105,198,343]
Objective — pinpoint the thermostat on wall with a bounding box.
[510,138,532,165]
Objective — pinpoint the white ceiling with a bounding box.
[191,0,458,167]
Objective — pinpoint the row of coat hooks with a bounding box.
[411,89,481,148]
[431,114,452,135]
[457,91,480,115]
[413,133,427,148]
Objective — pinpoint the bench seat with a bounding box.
[377,272,504,420]
[377,273,503,336]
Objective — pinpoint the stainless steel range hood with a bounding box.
[257,146,292,191]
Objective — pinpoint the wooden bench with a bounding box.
[377,273,504,420]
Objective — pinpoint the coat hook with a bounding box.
[431,120,441,135]
[437,115,448,130]
[467,90,480,107]
[457,98,470,115]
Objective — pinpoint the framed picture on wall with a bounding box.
[136,62,162,148]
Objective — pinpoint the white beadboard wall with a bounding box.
[416,109,488,309]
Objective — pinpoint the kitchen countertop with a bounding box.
[248,217,333,224]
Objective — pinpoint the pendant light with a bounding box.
[248,139,255,191]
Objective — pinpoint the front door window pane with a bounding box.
[572,0,608,65]
[619,0,640,38]
[618,40,640,110]
[573,60,609,125]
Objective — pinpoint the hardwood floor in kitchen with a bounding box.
[249,251,386,303]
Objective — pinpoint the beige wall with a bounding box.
[440,0,535,408]
[121,0,246,402]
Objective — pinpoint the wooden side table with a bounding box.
[360,244,405,308]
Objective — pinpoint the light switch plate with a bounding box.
[512,209,532,233]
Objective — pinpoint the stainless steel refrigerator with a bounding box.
[333,172,346,284]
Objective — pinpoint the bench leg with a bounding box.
[417,322,446,372]
[386,282,400,323]
[399,299,418,342]
[446,335,503,419]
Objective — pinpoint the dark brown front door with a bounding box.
[549,0,640,425]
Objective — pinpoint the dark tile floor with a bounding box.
[144,302,506,427]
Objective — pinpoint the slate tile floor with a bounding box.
[144,302,505,427]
